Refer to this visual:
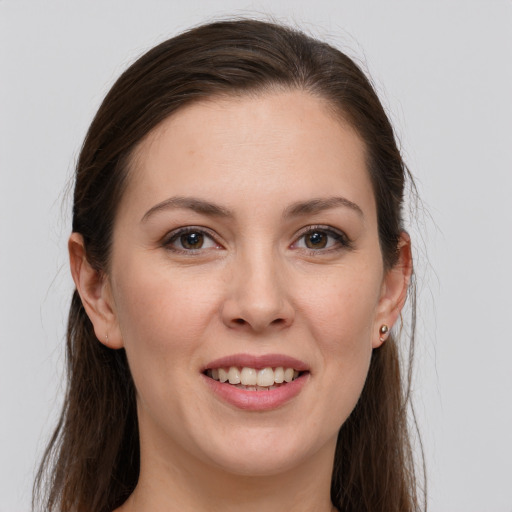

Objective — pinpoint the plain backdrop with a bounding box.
[1,1,511,511]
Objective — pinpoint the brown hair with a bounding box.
[34,19,424,512]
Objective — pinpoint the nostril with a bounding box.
[230,317,288,329]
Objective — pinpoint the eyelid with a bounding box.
[162,226,224,253]
[291,224,353,252]
[160,224,351,255]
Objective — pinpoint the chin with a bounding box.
[209,449,308,478]
[195,423,334,478]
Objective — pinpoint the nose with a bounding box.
[221,249,295,333]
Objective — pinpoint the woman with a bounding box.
[34,19,422,512]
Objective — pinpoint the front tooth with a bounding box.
[257,367,275,387]
[274,367,284,383]
[228,366,241,384]
[284,367,294,383]
[218,368,228,383]
[240,367,257,386]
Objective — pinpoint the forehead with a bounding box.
[120,90,375,222]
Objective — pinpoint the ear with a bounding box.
[372,232,413,348]
[68,233,123,349]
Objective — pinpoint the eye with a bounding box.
[292,226,351,252]
[302,231,330,249]
[164,227,221,252]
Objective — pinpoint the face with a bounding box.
[103,91,397,477]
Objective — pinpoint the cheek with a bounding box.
[111,270,222,429]
[300,268,382,348]
[111,265,222,380]
[297,266,382,402]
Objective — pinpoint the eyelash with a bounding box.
[292,225,353,254]
[162,226,222,255]
[162,225,352,255]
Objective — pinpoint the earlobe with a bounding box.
[373,232,413,348]
[68,233,123,349]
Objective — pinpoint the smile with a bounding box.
[205,366,301,390]
[202,354,310,410]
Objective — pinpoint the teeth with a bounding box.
[218,368,228,383]
[208,366,302,388]
[228,366,241,384]
[240,367,257,386]
[257,367,274,387]
[284,368,294,383]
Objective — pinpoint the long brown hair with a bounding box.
[34,19,424,512]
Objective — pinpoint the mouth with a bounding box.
[202,354,310,409]
[204,366,304,391]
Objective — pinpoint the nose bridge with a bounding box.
[222,238,293,331]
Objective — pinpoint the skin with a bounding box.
[70,90,411,512]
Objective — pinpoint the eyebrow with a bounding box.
[283,196,364,218]
[141,195,363,223]
[141,196,233,222]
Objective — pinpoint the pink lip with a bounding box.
[202,372,309,411]
[202,353,310,411]
[204,353,309,371]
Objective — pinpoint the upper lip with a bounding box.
[204,353,309,372]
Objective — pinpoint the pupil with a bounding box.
[181,232,203,249]
[306,231,327,249]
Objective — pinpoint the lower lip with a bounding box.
[202,373,309,411]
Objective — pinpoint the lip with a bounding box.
[202,372,309,411]
[202,353,310,411]
[203,353,310,372]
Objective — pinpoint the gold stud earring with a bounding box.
[379,324,389,342]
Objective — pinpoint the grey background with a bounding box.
[1,1,511,511]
